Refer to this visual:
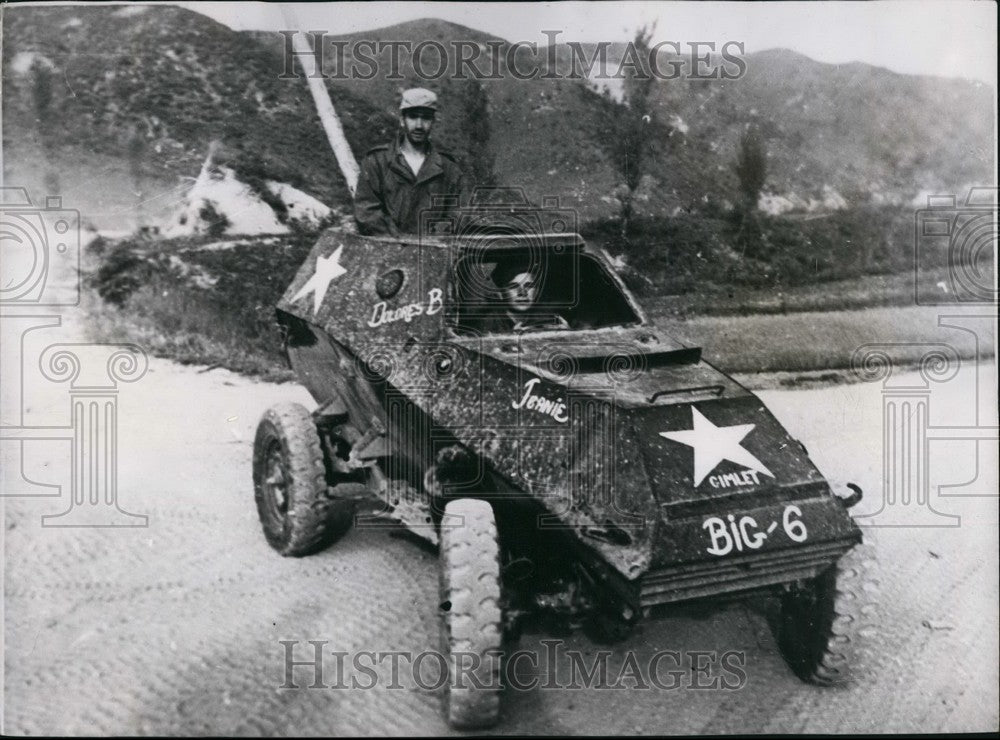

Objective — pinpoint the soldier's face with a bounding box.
[402,109,435,145]
[502,272,538,312]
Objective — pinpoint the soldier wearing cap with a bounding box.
[354,88,469,236]
[475,261,570,334]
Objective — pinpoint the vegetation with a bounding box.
[126,124,147,225]
[595,25,673,238]
[458,77,498,190]
[6,6,993,381]
[6,7,992,227]
[85,201,991,382]
[735,124,768,212]
[85,232,988,380]
[89,233,317,379]
[582,204,926,297]
[5,4,397,210]
[733,123,768,255]
[197,201,231,237]
[31,60,60,194]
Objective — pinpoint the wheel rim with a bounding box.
[263,439,290,522]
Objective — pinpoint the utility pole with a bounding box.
[280,7,360,196]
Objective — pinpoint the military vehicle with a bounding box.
[252,209,873,728]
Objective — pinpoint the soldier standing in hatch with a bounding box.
[354,88,468,236]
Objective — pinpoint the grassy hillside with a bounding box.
[5,4,994,381]
[655,48,995,203]
[83,231,991,381]
[4,5,994,226]
[2,4,394,217]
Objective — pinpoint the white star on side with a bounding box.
[659,407,774,487]
[292,245,347,314]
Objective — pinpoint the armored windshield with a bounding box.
[450,248,642,335]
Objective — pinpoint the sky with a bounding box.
[175,0,998,87]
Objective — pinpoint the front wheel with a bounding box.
[438,498,503,728]
[252,402,354,556]
[774,541,878,685]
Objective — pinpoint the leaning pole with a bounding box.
[280,7,360,196]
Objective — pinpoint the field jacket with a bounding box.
[353,137,468,236]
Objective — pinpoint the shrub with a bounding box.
[198,200,231,237]
[583,204,920,296]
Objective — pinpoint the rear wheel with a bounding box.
[253,402,354,556]
[775,541,877,685]
[438,498,503,728]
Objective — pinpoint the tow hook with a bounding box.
[835,482,863,508]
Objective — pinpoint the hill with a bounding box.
[2,5,994,229]
[235,18,997,216]
[2,4,394,227]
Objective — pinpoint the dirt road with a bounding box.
[2,321,997,734]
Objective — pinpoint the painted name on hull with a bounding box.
[512,377,569,423]
[703,505,808,556]
[368,288,443,328]
[708,469,762,489]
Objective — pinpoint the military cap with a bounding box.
[400,87,438,112]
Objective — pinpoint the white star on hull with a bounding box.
[292,244,347,314]
[659,407,774,487]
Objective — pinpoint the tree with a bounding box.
[735,124,767,213]
[602,24,669,240]
[127,124,147,227]
[459,77,498,191]
[31,60,60,195]
[733,124,768,255]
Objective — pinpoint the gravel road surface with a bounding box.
[2,316,997,735]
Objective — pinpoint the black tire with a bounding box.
[252,402,353,556]
[775,541,878,685]
[438,498,503,729]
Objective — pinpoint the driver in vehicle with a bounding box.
[481,262,570,333]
